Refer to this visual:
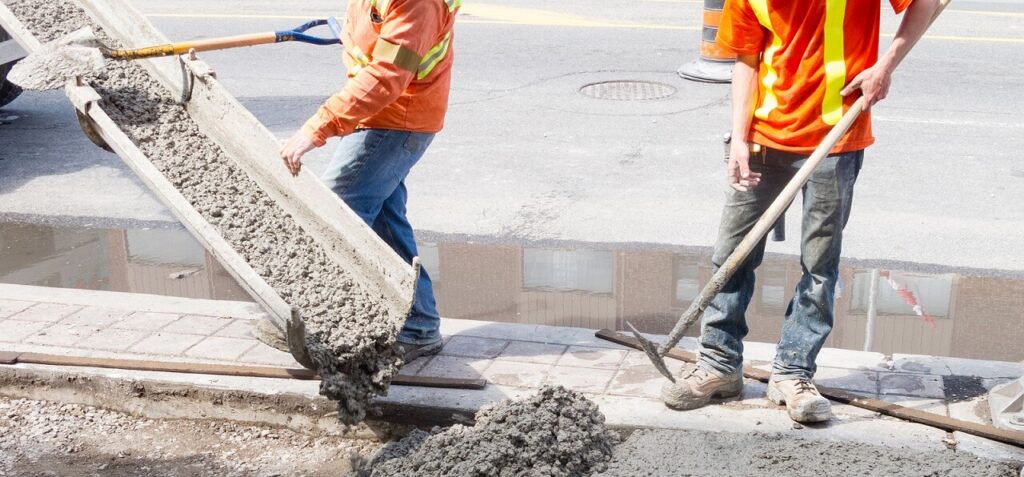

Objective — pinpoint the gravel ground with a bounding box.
[0,396,379,477]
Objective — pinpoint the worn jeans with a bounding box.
[321,128,441,345]
[698,148,864,381]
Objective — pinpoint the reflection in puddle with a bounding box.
[0,221,249,301]
[2,220,1021,362]
[416,239,1024,363]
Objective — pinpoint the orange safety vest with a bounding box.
[717,0,913,154]
[302,0,460,146]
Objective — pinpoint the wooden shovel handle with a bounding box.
[108,32,278,60]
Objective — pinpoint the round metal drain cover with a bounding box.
[579,80,678,101]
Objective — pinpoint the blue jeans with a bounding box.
[321,128,441,345]
[699,148,864,381]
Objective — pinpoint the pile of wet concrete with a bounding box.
[361,386,1019,477]
[6,0,403,424]
[358,386,620,477]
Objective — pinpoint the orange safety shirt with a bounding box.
[717,0,913,154]
[302,0,460,146]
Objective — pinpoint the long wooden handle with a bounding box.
[657,0,950,355]
[107,32,278,60]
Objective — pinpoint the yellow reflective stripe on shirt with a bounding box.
[375,38,423,73]
[350,45,371,66]
[749,0,781,121]
[417,32,451,80]
[347,45,371,77]
[445,0,462,12]
[822,0,848,125]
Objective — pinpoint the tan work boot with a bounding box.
[661,364,743,410]
[767,378,832,423]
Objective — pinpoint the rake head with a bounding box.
[626,322,675,382]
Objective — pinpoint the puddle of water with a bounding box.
[3,220,1021,363]
[0,221,249,301]
[415,236,1024,363]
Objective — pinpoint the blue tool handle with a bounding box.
[274,17,342,46]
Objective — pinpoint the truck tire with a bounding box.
[0,27,24,108]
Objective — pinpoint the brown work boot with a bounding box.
[767,378,832,423]
[661,364,743,410]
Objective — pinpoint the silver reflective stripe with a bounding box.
[417,32,451,80]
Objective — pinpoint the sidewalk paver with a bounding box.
[879,372,945,399]
[496,341,566,365]
[0,300,34,319]
[815,366,879,395]
[23,322,98,347]
[112,312,181,331]
[164,315,234,335]
[184,336,257,361]
[417,355,491,380]
[11,303,83,323]
[545,366,615,394]
[213,319,256,339]
[61,307,131,327]
[891,355,952,376]
[238,343,300,367]
[557,345,627,369]
[129,332,205,356]
[0,320,50,343]
[75,328,151,351]
[440,336,509,359]
[482,360,551,388]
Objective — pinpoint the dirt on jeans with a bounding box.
[596,429,1021,477]
[360,387,620,477]
[5,0,405,424]
[0,396,378,477]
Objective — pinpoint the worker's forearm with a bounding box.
[730,54,759,144]
[877,0,941,74]
[302,66,414,144]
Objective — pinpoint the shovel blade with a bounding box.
[8,27,106,91]
[626,322,676,382]
[286,308,315,370]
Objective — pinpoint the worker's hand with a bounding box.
[727,141,761,192]
[280,131,316,177]
[841,63,893,111]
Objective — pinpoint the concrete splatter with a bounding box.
[7,27,104,90]
[7,0,404,425]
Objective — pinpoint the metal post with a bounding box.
[864,268,880,352]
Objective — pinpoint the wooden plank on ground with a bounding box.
[0,352,20,365]
[595,329,1024,449]
[3,351,486,390]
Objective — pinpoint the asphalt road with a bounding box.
[1,0,1023,270]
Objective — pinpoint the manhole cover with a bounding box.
[579,80,677,101]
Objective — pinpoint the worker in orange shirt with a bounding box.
[661,0,941,423]
[278,0,460,362]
